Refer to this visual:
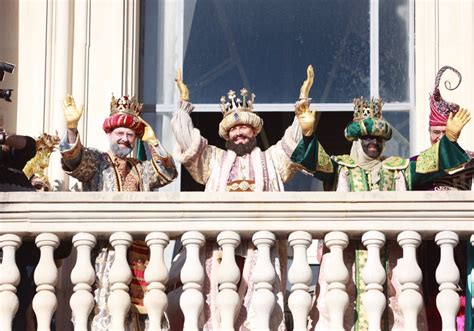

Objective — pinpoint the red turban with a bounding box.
[103,114,145,137]
[103,96,145,137]
[429,66,461,126]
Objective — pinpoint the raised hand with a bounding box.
[299,65,315,100]
[140,118,159,145]
[62,95,84,129]
[175,68,190,101]
[446,108,471,142]
[295,99,316,137]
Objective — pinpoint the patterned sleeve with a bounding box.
[140,141,178,190]
[290,133,338,183]
[60,133,101,183]
[409,135,470,188]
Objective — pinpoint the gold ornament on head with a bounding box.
[110,95,143,117]
[352,97,384,121]
[220,88,255,117]
[218,88,262,140]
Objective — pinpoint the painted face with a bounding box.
[228,124,256,145]
[108,127,136,158]
[361,135,384,159]
[429,125,446,145]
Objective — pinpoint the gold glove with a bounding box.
[140,118,159,145]
[295,99,316,137]
[445,108,471,142]
[62,95,84,129]
[299,65,314,100]
[175,68,190,101]
[296,65,316,136]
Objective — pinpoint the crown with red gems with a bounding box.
[110,95,143,117]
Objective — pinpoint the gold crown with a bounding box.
[110,95,143,117]
[23,133,60,180]
[220,88,255,116]
[352,97,384,121]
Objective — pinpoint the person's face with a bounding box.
[228,124,256,145]
[429,125,446,145]
[361,135,384,159]
[108,127,136,158]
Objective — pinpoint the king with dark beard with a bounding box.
[168,69,305,330]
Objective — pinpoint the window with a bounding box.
[139,0,414,191]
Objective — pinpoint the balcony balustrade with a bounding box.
[0,191,473,330]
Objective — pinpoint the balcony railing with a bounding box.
[0,191,473,330]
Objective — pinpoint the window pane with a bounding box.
[184,0,370,104]
[379,0,410,103]
[383,111,410,157]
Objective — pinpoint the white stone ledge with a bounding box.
[1,191,473,239]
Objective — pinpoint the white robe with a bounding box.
[170,105,302,330]
[171,107,301,192]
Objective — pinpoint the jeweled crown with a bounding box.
[220,88,255,116]
[110,95,143,117]
[352,97,384,121]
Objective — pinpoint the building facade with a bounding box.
[1,0,473,191]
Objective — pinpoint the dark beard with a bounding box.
[225,137,257,156]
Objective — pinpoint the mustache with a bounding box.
[117,139,132,148]
[234,134,250,140]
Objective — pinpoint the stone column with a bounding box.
[251,231,276,331]
[435,231,460,330]
[144,232,170,331]
[216,231,241,331]
[361,231,386,331]
[0,234,22,331]
[180,231,205,331]
[324,231,349,330]
[70,233,96,331]
[107,232,133,331]
[288,231,312,331]
[397,231,423,329]
[33,233,59,331]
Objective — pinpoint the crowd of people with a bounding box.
[0,65,472,330]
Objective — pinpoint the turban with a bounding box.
[102,95,145,137]
[344,97,392,142]
[429,66,461,126]
[218,89,263,140]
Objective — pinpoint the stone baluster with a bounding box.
[144,232,170,331]
[180,231,206,331]
[33,233,59,331]
[397,231,423,329]
[361,231,386,331]
[70,233,96,331]
[251,231,276,331]
[107,232,133,331]
[324,231,349,330]
[435,231,460,330]
[0,234,22,330]
[216,231,241,331]
[288,231,312,331]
